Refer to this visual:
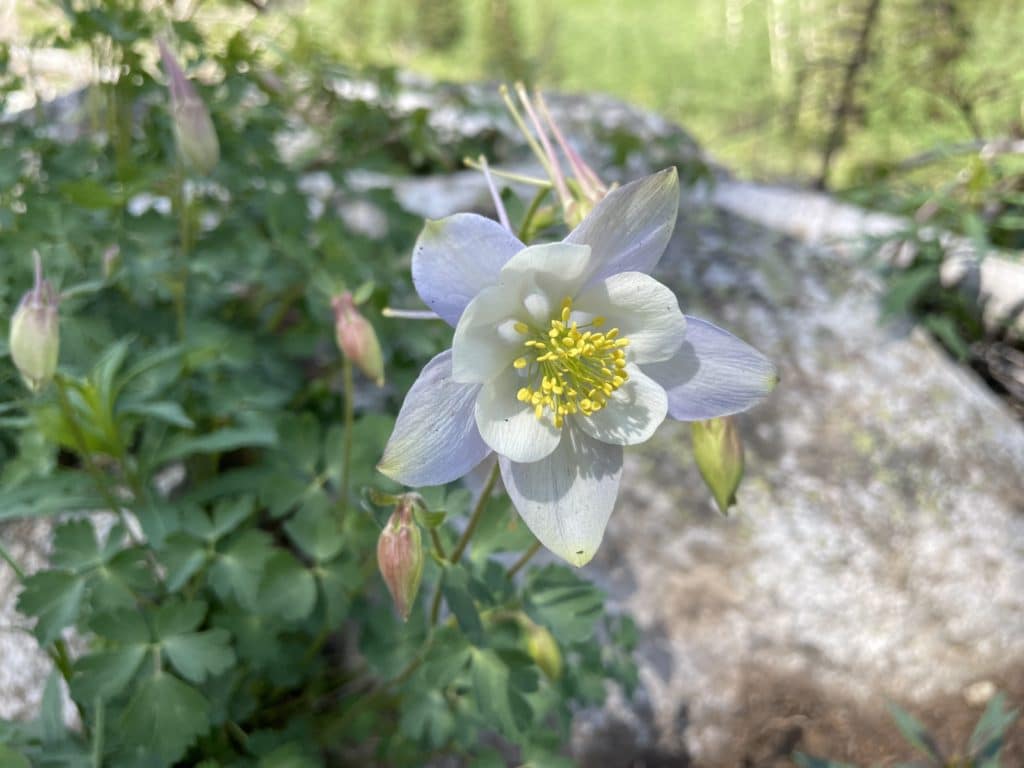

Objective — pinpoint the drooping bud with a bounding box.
[691,417,745,514]
[376,496,424,621]
[9,253,60,393]
[158,39,219,175]
[524,621,562,681]
[332,292,385,386]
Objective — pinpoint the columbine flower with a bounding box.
[378,168,777,566]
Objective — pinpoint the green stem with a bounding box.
[340,356,355,517]
[429,578,444,625]
[54,378,143,547]
[429,528,446,561]
[90,697,104,768]
[517,185,552,242]
[0,540,26,580]
[174,168,193,342]
[507,540,541,579]
[448,462,500,565]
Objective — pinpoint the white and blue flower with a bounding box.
[378,168,776,566]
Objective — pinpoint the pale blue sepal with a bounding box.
[566,167,680,284]
[643,316,778,422]
[378,349,492,487]
[412,213,524,327]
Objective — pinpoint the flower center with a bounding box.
[512,297,630,428]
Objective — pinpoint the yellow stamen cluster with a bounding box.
[514,297,630,428]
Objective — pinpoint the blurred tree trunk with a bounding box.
[815,0,883,189]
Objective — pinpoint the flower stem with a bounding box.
[448,461,500,565]
[174,168,193,342]
[0,540,26,581]
[339,356,355,518]
[429,528,446,561]
[517,186,551,242]
[507,540,541,579]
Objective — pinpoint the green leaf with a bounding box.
[90,609,150,645]
[284,492,344,562]
[418,626,471,687]
[316,556,358,628]
[523,565,604,644]
[969,693,1018,762]
[469,648,532,737]
[120,673,210,765]
[923,314,970,360]
[209,530,275,608]
[40,670,65,745]
[163,629,235,684]
[156,424,277,463]
[888,703,945,763]
[440,566,484,645]
[398,689,456,749]
[71,647,147,702]
[209,496,255,541]
[89,548,154,611]
[0,471,105,521]
[160,533,209,591]
[277,412,321,476]
[118,400,194,429]
[153,600,206,638]
[17,570,87,643]
[50,519,102,572]
[258,552,317,623]
[0,745,31,768]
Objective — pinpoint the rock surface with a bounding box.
[2,80,1023,767]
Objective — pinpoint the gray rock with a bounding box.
[586,201,1024,766]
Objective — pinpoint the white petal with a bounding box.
[498,241,594,302]
[412,213,524,327]
[500,424,623,567]
[451,284,525,384]
[475,368,561,463]
[644,316,778,421]
[451,242,595,384]
[566,168,679,284]
[377,350,491,487]
[577,364,667,446]
[573,271,687,364]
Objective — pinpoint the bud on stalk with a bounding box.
[377,496,424,621]
[158,39,219,175]
[691,416,744,514]
[332,292,385,387]
[524,621,563,681]
[9,253,60,393]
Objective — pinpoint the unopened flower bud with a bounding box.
[524,621,562,681]
[377,496,424,621]
[691,416,745,514]
[9,253,59,393]
[332,292,385,386]
[158,39,219,175]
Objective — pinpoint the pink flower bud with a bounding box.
[9,253,59,393]
[158,39,219,175]
[332,292,385,386]
[691,416,745,514]
[377,496,424,621]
